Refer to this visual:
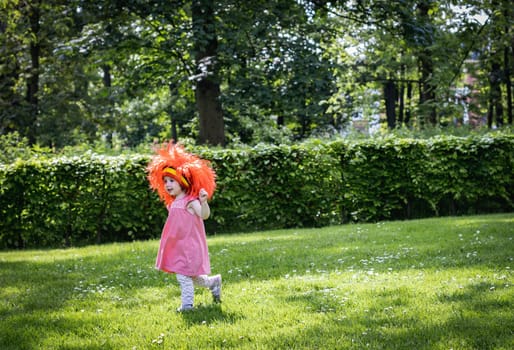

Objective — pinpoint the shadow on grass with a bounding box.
[0,246,163,349]
[0,214,512,349]
[179,303,244,326]
[0,260,78,314]
[280,279,513,349]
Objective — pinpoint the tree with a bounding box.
[0,0,40,144]
[191,0,225,145]
[414,0,437,126]
[485,0,513,127]
[1,0,512,148]
[217,0,337,140]
[0,0,22,136]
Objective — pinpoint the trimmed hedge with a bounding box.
[337,134,514,222]
[1,134,513,249]
[0,154,163,248]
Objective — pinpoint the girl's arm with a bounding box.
[189,188,210,220]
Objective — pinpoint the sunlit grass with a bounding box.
[1,213,513,349]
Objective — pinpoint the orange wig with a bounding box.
[147,142,216,205]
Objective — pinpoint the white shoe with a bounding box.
[176,304,194,312]
[210,275,222,303]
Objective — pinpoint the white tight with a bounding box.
[176,274,213,307]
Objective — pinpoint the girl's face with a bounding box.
[164,176,184,197]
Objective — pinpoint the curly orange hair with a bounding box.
[147,142,216,205]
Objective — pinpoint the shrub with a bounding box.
[0,153,165,248]
[1,133,512,249]
[336,133,514,222]
[201,141,343,233]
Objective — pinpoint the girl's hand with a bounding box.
[199,188,208,203]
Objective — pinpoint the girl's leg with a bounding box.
[191,275,210,287]
[176,274,194,311]
[193,274,222,303]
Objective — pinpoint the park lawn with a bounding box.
[0,213,513,349]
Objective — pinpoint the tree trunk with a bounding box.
[507,32,514,125]
[102,64,111,87]
[418,52,437,127]
[488,61,503,128]
[192,0,225,146]
[504,29,512,125]
[417,1,437,126]
[398,66,405,126]
[25,2,41,145]
[384,80,397,129]
[0,19,21,135]
[169,84,178,141]
[405,82,412,125]
[102,64,114,146]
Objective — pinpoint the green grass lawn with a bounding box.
[1,214,513,349]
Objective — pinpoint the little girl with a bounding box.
[147,142,221,312]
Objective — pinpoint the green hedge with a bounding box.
[337,134,514,222]
[200,141,343,234]
[1,134,513,249]
[0,154,164,248]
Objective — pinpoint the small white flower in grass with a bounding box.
[466,251,478,258]
[151,333,165,345]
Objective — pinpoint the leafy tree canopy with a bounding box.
[0,0,512,149]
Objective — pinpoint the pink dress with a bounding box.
[155,195,211,276]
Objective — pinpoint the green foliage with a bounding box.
[338,132,514,222]
[0,153,165,248]
[337,136,431,221]
[0,132,33,164]
[200,141,343,233]
[2,0,512,147]
[1,134,513,248]
[424,134,514,215]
